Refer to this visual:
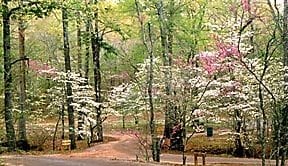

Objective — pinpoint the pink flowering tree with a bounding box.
[199,50,260,157]
[203,0,284,162]
[109,54,221,163]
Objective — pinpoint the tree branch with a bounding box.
[239,58,277,104]
[239,18,254,35]
[266,0,283,34]
[9,1,41,16]
[11,56,29,66]
[197,80,213,107]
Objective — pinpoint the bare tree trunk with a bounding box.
[182,110,187,165]
[62,3,76,149]
[77,12,82,77]
[61,96,65,140]
[259,84,266,166]
[156,0,173,140]
[84,0,91,85]
[282,1,288,165]
[234,109,244,157]
[18,12,28,149]
[122,115,125,129]
[134,1,159,161]
[281,152,287,166]
[76,12,85,141]
[280,106,288,166]
[2,0,16,151]
[91,0,103,142]
[167,0,174,56]
[84,19,90,84]
[284,1,288,78]
[53,112,61,151]
[275,116,281,166]
[84,0,92,141]
[147,23,160,162]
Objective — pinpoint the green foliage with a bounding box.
[9,1,59,20]
[0,65,3,74]
[101,41,119,57]
[23,1,58,18]
[0,0,286,157]
[175,0,210,57]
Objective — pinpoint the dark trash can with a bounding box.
[206,127,213,137]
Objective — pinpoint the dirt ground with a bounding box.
[48,131,277,165]
[1,131,281,166]
[66,131,139,159]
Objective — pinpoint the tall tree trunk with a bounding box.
[62,4,76,149]
[61,97,65,140]
[275,121,280,166]
[76,12,85,140]
[84,19,90,83]
[234,109,244,157]
[147,23,159,162]
[2,0,16,151]
[167,0,174,56]
[282,1,288,165]
[279,106,288,166]
[91,0,103,142]
[53,112,61,151]
[83,1,91,140]
[17,4,28,149]
[182,109,187,165]
[122,115,126,129]
[156,0,173,139]
[84,0,91,85]
[134,1,159,161]
[259,84,266,166]
[77,12,82,77]
[284,1,288,72]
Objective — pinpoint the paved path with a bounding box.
[161,154,276,166]
[2,156,158,166]
[1,155,278,166]
[0,132,282,166]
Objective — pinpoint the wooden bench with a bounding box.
[194,152,206,166]
[61,140,71,151]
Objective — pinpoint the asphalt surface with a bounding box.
[2,156,159,166]
[2,154,280,166]
[161,154,277,166]
[0,132,282,166]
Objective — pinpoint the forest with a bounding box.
[0,0,288,166]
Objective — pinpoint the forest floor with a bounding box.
[1,131,279,166]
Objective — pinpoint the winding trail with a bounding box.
[1,131,281,166]
[67,132,139,159]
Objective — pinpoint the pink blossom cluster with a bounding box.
[241,0,251,12]
[198,51,219,74]
[216,41,241,58]
[27,59,57,77]
[198,38,242,75]
[198,52,236,75]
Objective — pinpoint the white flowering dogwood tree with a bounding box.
[45,70,107,146]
